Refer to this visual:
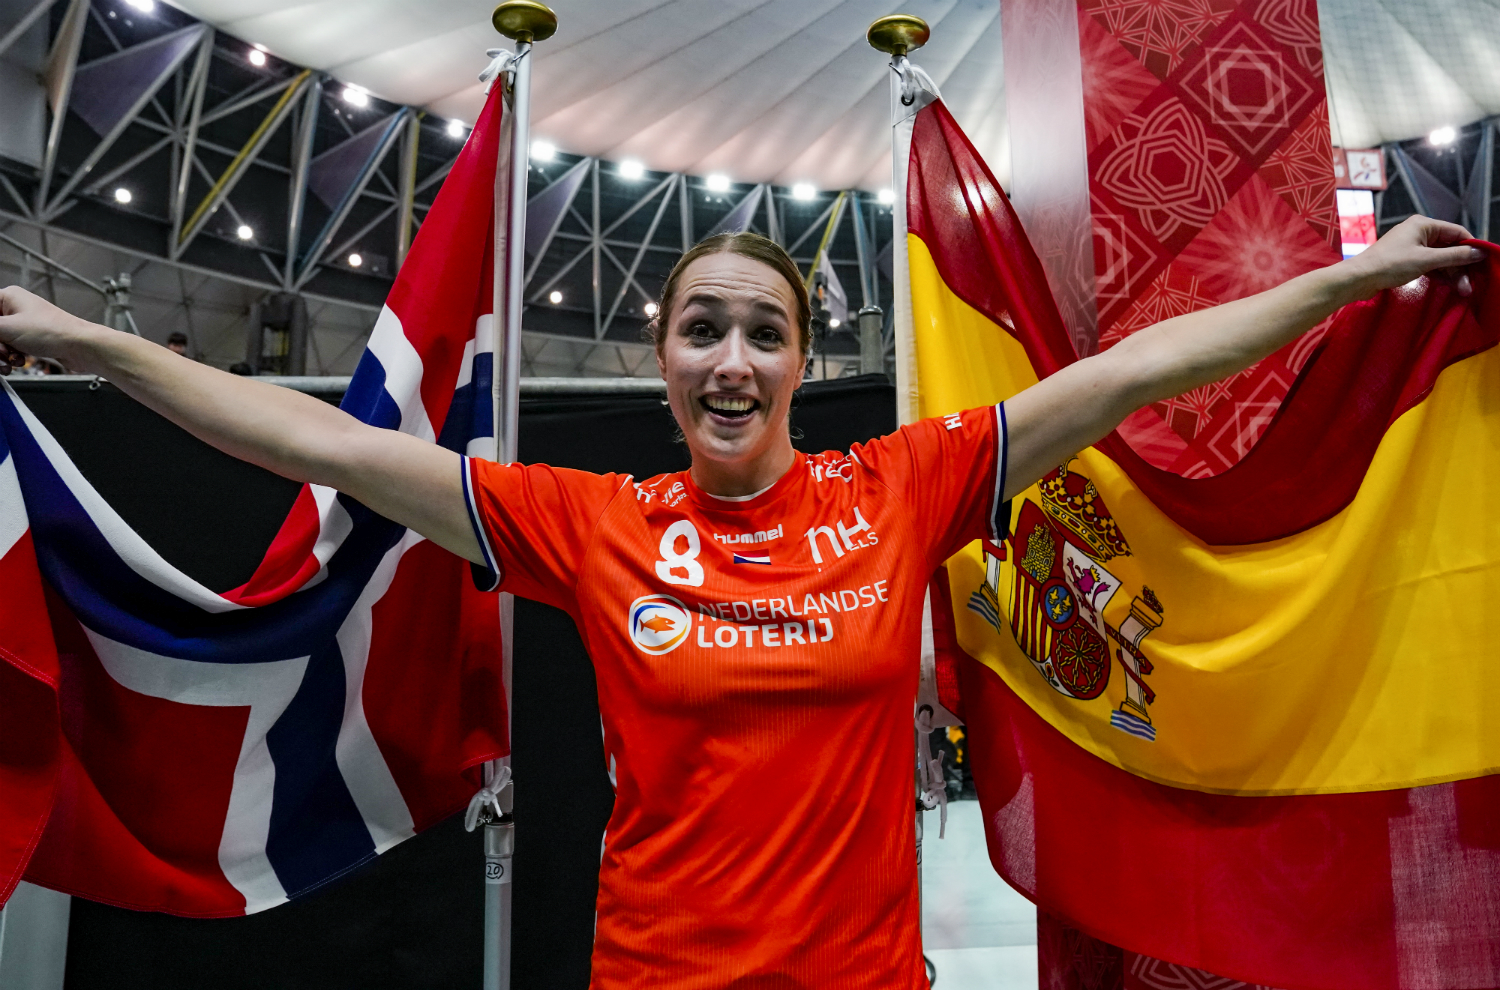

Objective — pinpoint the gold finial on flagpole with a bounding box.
[492,1,557,43]
[866,14,929,57]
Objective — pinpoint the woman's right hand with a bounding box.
[0,286,104,375]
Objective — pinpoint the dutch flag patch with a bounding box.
[733,553,771,565]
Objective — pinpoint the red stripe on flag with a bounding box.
[956,651,1500,989]
[388,86,502,435]
[23,585,248,915]
[222,484,323,605]
[907,100,1500,545]
[360,539,507,829]
[0,532,62,907]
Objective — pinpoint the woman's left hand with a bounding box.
[1345,214,1486,298]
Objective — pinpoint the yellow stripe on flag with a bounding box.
[912,235,1500,796]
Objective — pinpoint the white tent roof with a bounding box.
[168,0,1500,191]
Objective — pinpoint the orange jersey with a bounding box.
[465,404,1008,988]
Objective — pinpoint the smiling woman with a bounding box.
[0,212,1481,987]
[651,234,811,497]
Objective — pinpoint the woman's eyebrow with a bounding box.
[679,293,789,320]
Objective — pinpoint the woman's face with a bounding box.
[657,252,804,488]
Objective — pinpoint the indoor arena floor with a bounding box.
[921,799,1039,990]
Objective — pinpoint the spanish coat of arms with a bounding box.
[968,461,1164,741]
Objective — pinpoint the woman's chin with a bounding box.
[687,422,766,462]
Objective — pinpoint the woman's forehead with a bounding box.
[673,253,796,317]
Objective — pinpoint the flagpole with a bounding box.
[868,14,929,428]
[485,5,556,990]
[868,13,933,986]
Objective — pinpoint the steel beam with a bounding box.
[591,159,600,337]
[0,0,59,60]
[283,76,323,286]
[0,229,102,293]
[86,134,173,200]
[177,69,312,258]
[598,179,676,337]
[784,196,839,256]
[0,174,32,219]
[44,24,210,221]
[0,206,381,313]
[523,157,591,284]
[294,106,412,289]
[36,0,88,211]
[1467,119,1494,240]
[396,111,421,268]
[170,28,216,249]
[199,75,301,126]
[850,191,875,308]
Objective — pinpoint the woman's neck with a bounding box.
[689,440,797,498]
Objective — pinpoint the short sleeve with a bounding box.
[849,404,1009,565]
[462,457,627,610]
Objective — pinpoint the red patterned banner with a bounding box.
[1005,0,1339,478]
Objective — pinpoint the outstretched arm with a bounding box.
[0,287,484,564]
[1002,215,1486,498]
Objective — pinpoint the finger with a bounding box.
[1427,244,1487,270]
[1458,274,1473,297]
[1419,217,1475,246]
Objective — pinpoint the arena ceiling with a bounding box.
[164,0,1500,193]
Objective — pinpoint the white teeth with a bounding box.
[705,396,755,413]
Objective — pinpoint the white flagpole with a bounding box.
[869,14,932,429]
[482,5,556,990]
[868,15,937,987]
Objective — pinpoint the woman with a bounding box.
[0,219,1482,987]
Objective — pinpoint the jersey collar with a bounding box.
[683,452,808,514]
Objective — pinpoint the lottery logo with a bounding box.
[627,594,693,654]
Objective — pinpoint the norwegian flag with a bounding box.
[0,86,509,917]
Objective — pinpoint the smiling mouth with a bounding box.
[700,395,760,420]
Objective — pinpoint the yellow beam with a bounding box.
[178,69,312,250]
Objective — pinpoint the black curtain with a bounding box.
[11,374,896,990]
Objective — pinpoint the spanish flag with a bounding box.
[895,75,1500,987]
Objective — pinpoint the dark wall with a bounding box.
[11,374,897,990]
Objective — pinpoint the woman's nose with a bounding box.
[714,331,752,380]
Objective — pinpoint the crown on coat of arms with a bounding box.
[1039,462,1131,561]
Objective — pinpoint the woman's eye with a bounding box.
[752,328,783,346]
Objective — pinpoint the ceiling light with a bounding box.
[876,188,894,205]
[446,119,466,139]
[124,0,154,11]
[348,253,363,268]
[548,290,563,304]
[1429,125,1457,146]
[643,301,658,317]
[113,187,132,204]
[236,224,253,240]
[618,159,644,180]
[792,182,817,201]
[247,48,266,67]
[341,86,369,108]
[530,139,555,161]
[705,173,731,193]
